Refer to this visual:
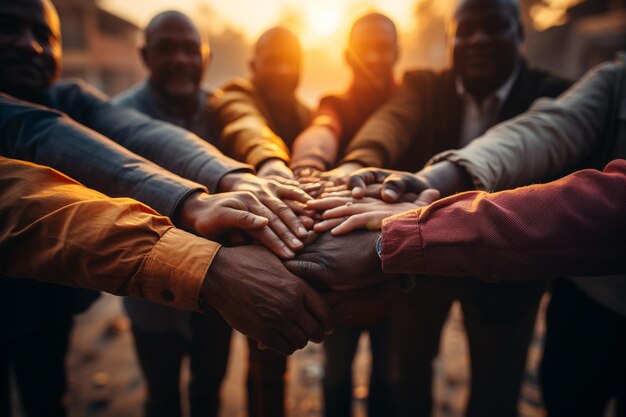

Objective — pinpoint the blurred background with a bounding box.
[57,0,626,104]
[26,1,625,417]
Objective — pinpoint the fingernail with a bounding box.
[297,226,307,236]
[384,189,398,199]
[353,187,362,195]
[291,238,304,249]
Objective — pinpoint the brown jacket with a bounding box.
[211,78,311,167]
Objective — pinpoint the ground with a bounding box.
[13,293,550,417]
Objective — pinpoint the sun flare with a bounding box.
[306,6,343,39]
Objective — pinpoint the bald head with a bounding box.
[349,13,397,45]
[251,27,301,102]
[141,10,208,102]
[254,27,300,58]
[145,10,200,45]
[346,12,398,92]
[0,0,62,99]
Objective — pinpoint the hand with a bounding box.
[320,162,365,185]
[257,158,300,188]
[347,168,432,202]
[309,189,440,235]
[219,172,312,246]
[284,231,386,291]
[201,245,333,356]
[179,191,308,258]
[325,279,401,324]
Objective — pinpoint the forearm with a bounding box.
[212,86,290,167]
[290,123,339,172]
[427,62,618,191]
[0,158,218,310]
[381,161,626,280]
[0,95,204,217]
[53,81,254,193]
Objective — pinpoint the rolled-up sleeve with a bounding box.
[0,157,220,311]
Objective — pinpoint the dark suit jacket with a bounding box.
[342,60,572,173]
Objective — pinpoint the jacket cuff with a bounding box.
[381,210,425,274]
[137,228,221,311]
[427,151,491,191]
[198,163,255,194]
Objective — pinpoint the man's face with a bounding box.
[0,0,61,100]
[251,35,300,102]
[346,19,398,90]
[451,0,522,95]
[142,18,207,101]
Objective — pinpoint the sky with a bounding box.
[99,0,421,46]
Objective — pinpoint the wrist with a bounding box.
[200,246,229,309]
[177,191,208,231]
[218,172,249,192]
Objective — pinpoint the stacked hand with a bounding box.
[190,167,442,354]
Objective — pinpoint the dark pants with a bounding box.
[247,338,287,417]
[1,279,97,417]
[131,307,232,417]
[390,277,546,417]
[323,320,392,417]
[541,278,626,417]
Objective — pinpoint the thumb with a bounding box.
[381,174,408,202]
[284,259,328,284]
[415,188,440,206]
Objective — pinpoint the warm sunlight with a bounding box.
[306,6,343,39]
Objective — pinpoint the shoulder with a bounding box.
[111,82,147,108]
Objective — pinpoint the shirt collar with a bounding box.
[455,60,520,105]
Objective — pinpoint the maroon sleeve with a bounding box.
[381,160,626,281]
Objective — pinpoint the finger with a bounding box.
[313,217,347,233]
[415,188,440,206]
[264,196,309,241]
[212,208,269,232]
[322,183,348,194]
[348,170,390,197]
[272,183,312,204]
[298,216,315,230]
[301,284,334,337]
[381,174,408,202]
[319,189,352,199]
[283,259,328,284]
[281,323,309,351]
[297,182,323,195]
[247,227,295,259]
[259,333,296,356]
[322,202,377,219]
[331,213,385,236]
[246,199,304,250]
[265,175,299,187]
[285,199,316,217]
[307,196,354,211]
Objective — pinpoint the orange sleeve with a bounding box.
[0,157,220,311]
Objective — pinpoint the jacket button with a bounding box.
[161,290,175,302]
